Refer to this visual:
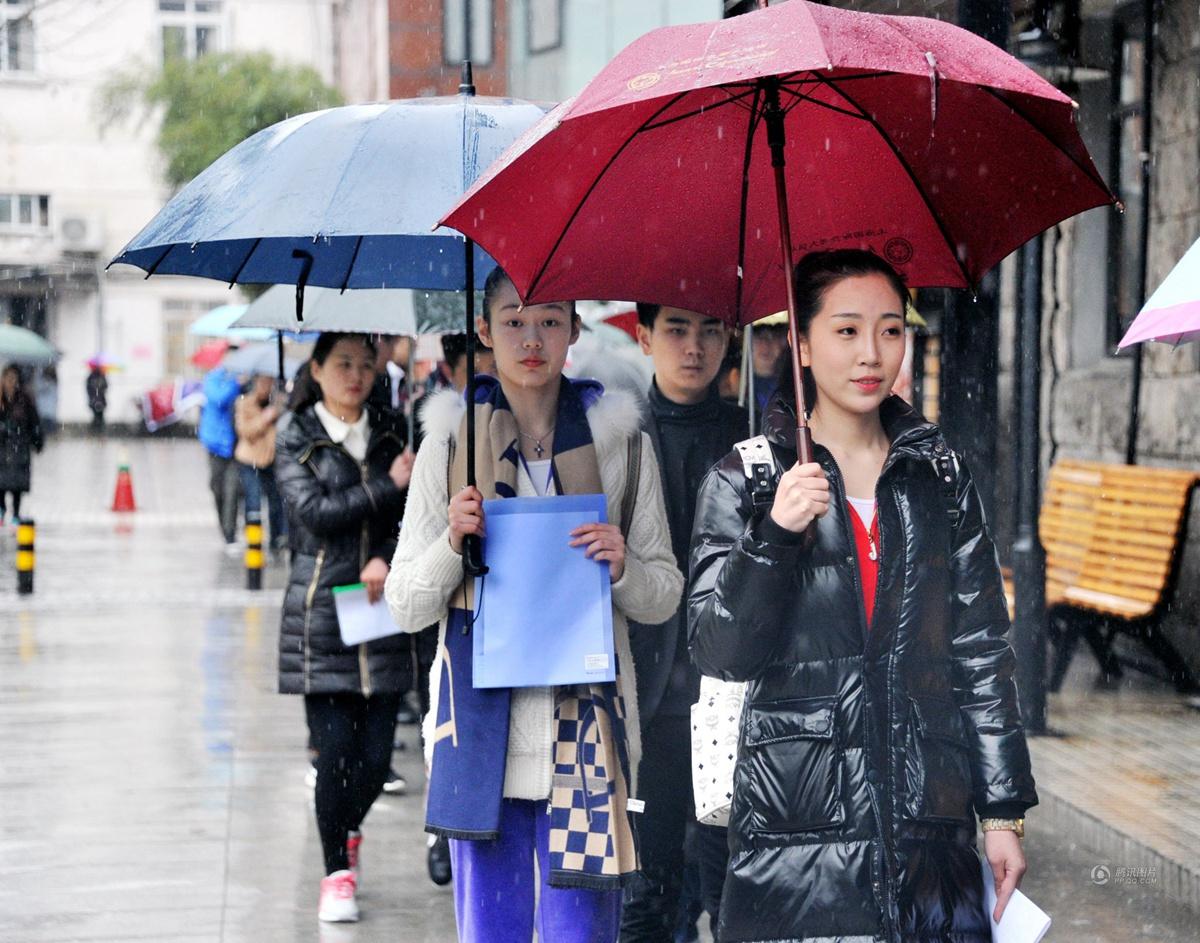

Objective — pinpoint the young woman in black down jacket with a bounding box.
[274,332,414,923]
[689,250,1037,943]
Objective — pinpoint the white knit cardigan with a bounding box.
[383,386,682,798]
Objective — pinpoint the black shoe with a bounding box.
[427,834,452,886]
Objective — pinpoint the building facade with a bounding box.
[0,0,387,424]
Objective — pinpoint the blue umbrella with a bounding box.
[109,79,548,297]
[110,66,544,574]
[188,303,274,341]
[222,343,302,379]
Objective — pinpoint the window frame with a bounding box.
[1,0,36,75]
[442,0,494,68]
[0,192,51,233]
[526,0,564,55]
[158,0,223,63]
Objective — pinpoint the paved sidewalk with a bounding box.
[1029,663,1200,913]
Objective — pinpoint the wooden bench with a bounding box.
[1018,458,1199,690]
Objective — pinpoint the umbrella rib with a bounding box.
[814,72,972,287]
[143,244,173,279]
[639,87,759,133]
[525,92,692,301]
[227,237,262,287]
[777,84,868,122]
[979,87,1114,198]
[733,86,764,320]
[339,235,365,293]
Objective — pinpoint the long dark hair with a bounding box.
[287,332,377,413]
[778,249,908,415]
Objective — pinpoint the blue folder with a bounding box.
[472,494,615,688]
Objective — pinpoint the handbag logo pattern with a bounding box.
[690,676,746,827]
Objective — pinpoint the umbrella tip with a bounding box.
[459,60,476,96]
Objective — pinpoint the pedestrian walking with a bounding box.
[35,365,58,436]
[0,365,42,527]
[233,373,287,553]
[85,365,107,434]
[621,304,746,943]
[384,268,682,943]
[198,364,243,552]
[274,332,415,924]
[689,250,1037,943]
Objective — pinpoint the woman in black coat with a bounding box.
[689,250,1036,943]
[274,332,414,923]
[0,365,43,525]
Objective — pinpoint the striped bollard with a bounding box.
[245,510,263,591]
[16,518,35,595]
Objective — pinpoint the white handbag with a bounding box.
[690,675,747,826]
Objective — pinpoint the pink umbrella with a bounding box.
[1118,237,1200,347]
[442,0,1113,459]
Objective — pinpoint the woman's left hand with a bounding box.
[360,556,390,604]
[983,829,1027,923]
[570,523,626,583]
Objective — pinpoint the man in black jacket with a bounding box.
[621,304,747,943]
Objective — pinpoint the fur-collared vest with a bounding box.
[383,385,682,793]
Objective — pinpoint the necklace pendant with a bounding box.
[534,442,544,458]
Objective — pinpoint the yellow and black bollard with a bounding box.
[245,510,264,591]
[16,518,35,595]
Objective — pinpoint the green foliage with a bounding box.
[101,52,343,189]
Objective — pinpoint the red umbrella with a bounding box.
[443,0,1114,459]
[189,338,230,370]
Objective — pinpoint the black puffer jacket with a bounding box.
[276,405,410,696]
[0,394,42,494]
[689,395,1036,943]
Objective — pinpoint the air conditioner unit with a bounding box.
[59,213,106,254]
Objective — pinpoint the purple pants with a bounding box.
[449,798,622,943]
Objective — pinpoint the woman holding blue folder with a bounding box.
[386,269,682,943]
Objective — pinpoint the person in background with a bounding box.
[234,373,287,554]
[0,365,42,528]
[621,304,746,943]
[35,365,58,436]
[749,320,788,422]
[198,364,243,554]
[275,332,414,924]
[86,365,107,434]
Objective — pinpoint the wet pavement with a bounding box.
[1,435,1197,941]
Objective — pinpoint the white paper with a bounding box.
[980,855,1051,943]
[333,583,402,646]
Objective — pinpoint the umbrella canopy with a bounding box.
[86,352,123,372]
[190,338,230,370]
[189,303,274,341]
[442,0,1114,325]
[1119,237,1200,347]
[222,343,301,379]
[0,324,59,366]
[109,94,550,293]
[234,285,419,335]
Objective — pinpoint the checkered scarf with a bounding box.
[424,376,639,890]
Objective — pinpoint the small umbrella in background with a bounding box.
[189,302,274,342]
[190,338,230,370]
[221,343,302,380]
[1119,236,1200,348]
[86,351,123,372]
[0,324,59,366]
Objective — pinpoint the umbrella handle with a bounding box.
[462,235,488,577]
[292,249,314,321]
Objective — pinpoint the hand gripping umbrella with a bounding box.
[442,0,1114,463]
[111,65,548,573]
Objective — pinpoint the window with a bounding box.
[528,0,563,54]
[159,0,222,62]
[0,193,50,231]
[162,299,220,376]
[1,0,35,74]
[1106,5,1145,350]
[444,0,493,67]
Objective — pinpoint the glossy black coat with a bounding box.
[688,395,1036,943]
[275,406,410,697]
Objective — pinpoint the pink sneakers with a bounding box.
[346,831,363,883]
[317,869,359,923]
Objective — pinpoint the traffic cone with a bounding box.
[111,461,137,512]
